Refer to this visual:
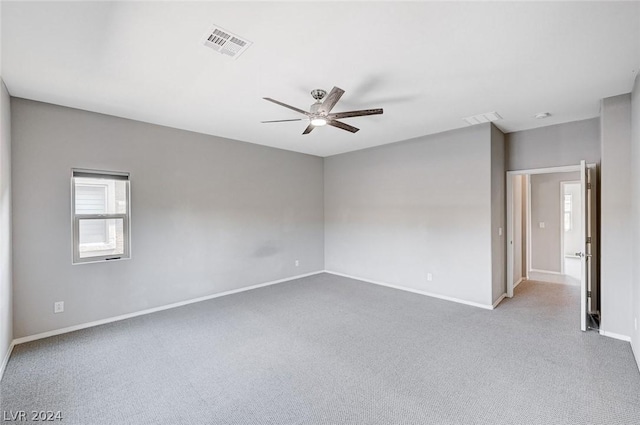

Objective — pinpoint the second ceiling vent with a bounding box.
[463,111,502,126]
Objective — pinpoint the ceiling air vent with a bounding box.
[203,25,252,59]
[463,111,502,126]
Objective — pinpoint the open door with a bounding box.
[578,160,591,332]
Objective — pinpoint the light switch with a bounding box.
[539,222,545,228]
[54,301,64,313]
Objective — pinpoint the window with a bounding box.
[72,170,130,264]
[564,193,572,232]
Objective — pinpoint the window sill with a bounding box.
[72,256,131,265]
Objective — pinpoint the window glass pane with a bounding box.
[564,212,572,232]
[76,184,107,215]
[75,177,127,215]
[78,218,124,258]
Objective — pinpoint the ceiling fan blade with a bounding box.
[327,108,383,120]
[327,119,359,133]
[261,118,306,123]
[319,87,345,114]
[302,123,315,135]
[263,98,310,116]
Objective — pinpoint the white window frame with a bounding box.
[71,169,131,264]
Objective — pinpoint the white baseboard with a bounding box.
[529,268,563,275]
[13,271,324,346]
[599,330,632,342]
[324,270,495,310]
[0,341,15,382]
[492,293,507,309]
[513,277,524,289]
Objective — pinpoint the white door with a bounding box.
[578,160,590,332]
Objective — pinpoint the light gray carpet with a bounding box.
[1,273,639,424]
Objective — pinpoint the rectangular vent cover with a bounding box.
[203,25,252,59]
[463,111,502,126]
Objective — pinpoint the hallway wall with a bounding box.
[530,172,580,273]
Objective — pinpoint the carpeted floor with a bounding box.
[1,273,639,424]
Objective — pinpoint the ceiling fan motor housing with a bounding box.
[310,102,324,115]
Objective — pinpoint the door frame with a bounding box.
[506,164,581,298]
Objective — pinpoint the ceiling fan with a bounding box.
[261,86,383,135]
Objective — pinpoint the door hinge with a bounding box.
[587,291,592,297]
[586,237,592,243]
[587,183,592,189]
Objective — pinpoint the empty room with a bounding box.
[1,1,640,424]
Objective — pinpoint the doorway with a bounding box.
[506,162,598,331]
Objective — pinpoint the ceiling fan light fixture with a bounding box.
[311,117,327,126]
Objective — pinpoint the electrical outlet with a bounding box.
[54,301,64,314]
[498,227,503,236]
[295,260,299,267]
[539,222,545,228]
[427,273,433,282]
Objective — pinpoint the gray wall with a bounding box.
[0,81,12,364]
[324,124,494,306]
[530,172,580,273]
[11,99,325,338]
[506,118,600,171]
[490,125,506,302]
[600,94,633,339]
[630,74,640,365]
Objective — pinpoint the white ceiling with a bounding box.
[1,1,639,157]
